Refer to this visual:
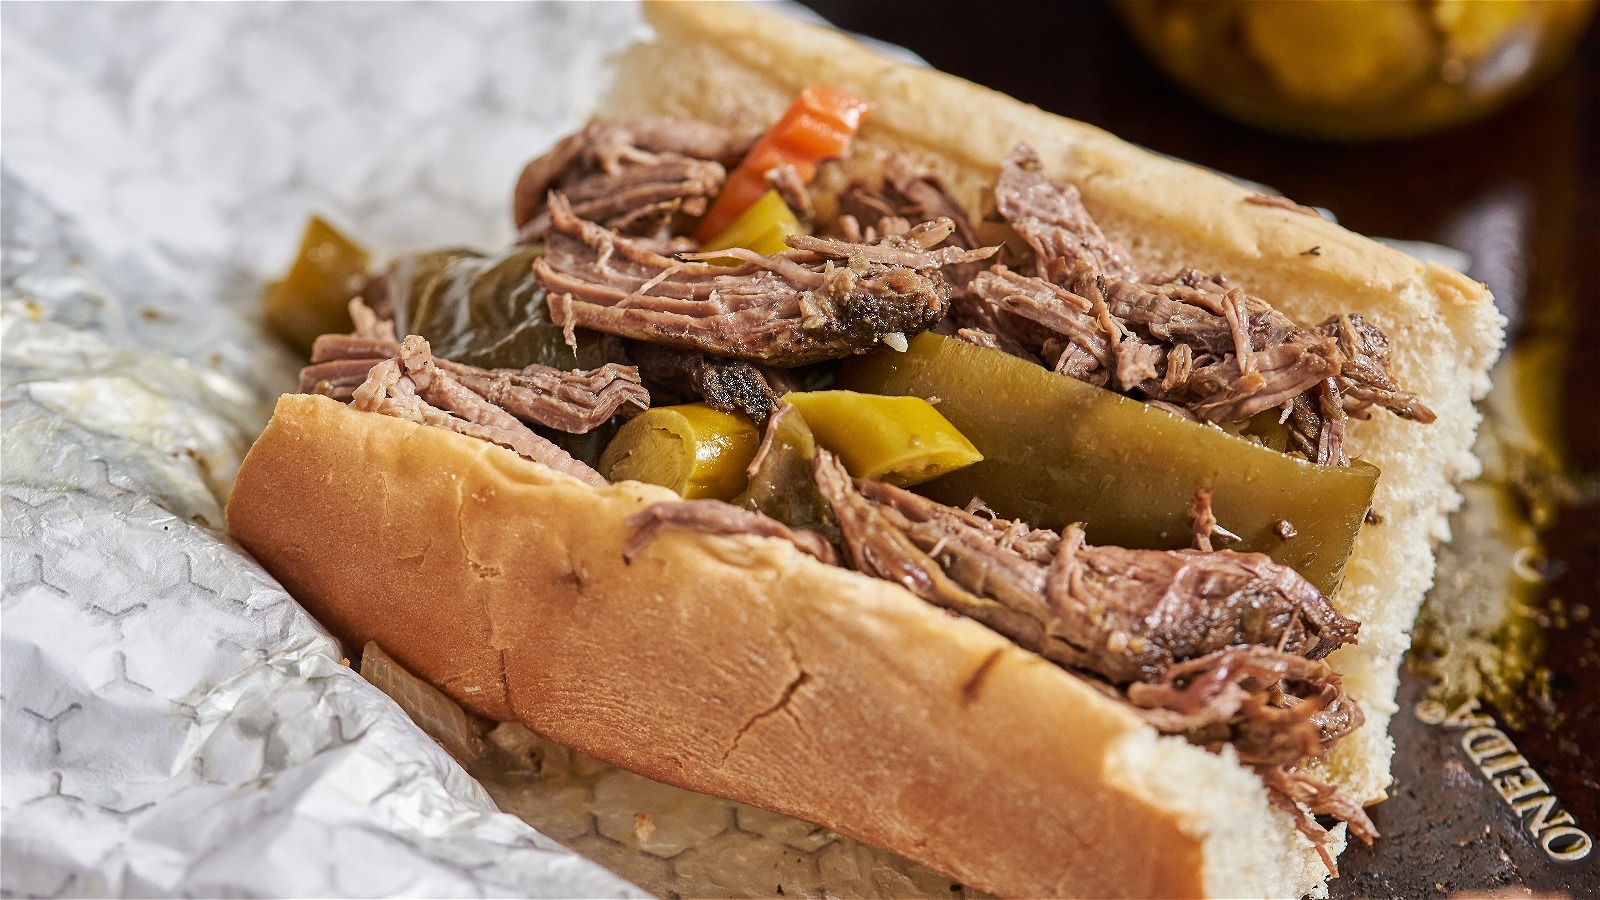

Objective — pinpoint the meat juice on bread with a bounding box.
[228,3,1505,897]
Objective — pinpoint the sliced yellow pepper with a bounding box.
[598,403,760,500]
[264,215,371,356]
[781,390,983,487]
[699,189,802,262]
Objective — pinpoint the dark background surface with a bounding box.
[800,2,1599,895]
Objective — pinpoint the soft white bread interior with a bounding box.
[606,0,1505,807]
[230,393,1337,899]
[228,3,1503,897]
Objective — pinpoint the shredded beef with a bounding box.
[809,448,1373,862]
[1124,646,1362,764]
[993,144,1140,283]
[624,499,838,566]
[1318,312,1435,423]
[1138,663,1379,876]
[814,450,1358,686]
[513,118,744,243]
[302,302,649,434]
[971,265,1112,384]
[349,337,605,486]
[958,144,1432,453]
[1260,766,1381,876]
[439,362,648,434]
[534,194,989,366]
[1244,193,1323,217]
[765,163,815,228]
[837,156,984,287]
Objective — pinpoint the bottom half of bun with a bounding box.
[227,394,1349,898]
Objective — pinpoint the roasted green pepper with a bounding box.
[264,216,371,356]
[839,332,1377,594]
[781,390,983,487]
[734,403,838,542]
[599,403,761,500]
[392,246,609,371]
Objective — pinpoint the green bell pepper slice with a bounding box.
[839,332,1377,595]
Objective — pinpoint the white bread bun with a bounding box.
[227,3,1503,896]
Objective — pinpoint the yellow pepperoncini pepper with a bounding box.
[699,190,803,261]
[780,390,983,488]
[264,215,371,356]
[598,403,761,500]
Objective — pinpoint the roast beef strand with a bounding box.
[971,265,1113,384]
[624,499,838,566]
[836,156,985,287]
[1318,312,1436,423]
[781,217,997,270]
[304,302,648,434]
[1124,645,1362,764]
[809,450,1373,865]
[1260,766,1381,876]
[535,194,984,366]
[765,163,815,228]
[514,118,744,243]
[625,340,781,423]
[814,450,1358,685]
[348,337,605,486]
[993,144,1140,283]
[441,362,648,434]
[966,144,1433,445]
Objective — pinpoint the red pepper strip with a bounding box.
[693,84,872,243]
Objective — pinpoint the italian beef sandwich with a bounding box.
[227,2,1505,897]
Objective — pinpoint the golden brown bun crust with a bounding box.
[230,394,1207,899]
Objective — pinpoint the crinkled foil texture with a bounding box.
[2,4,970,897]
[2,3,648,896]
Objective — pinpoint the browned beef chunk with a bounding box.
[625,340,781,423]
[303,301,648,434]
[623,499,838,565]
[350,337,605,486]
[813,450,1358,686]
[535,195,993,366]
[513,118,744,243]
[688,359,779,422]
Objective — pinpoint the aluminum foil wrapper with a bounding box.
[1,3,965,896]
[3,3,639,896]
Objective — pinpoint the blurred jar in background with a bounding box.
[1118,0,1596,141]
